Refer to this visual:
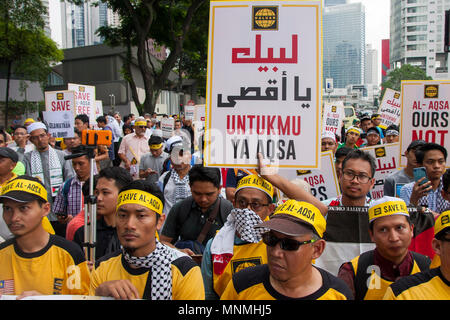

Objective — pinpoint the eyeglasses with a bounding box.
[262,232,315,251]
[236,198,270,211]
[342,170,372,184]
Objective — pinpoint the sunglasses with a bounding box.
[262,232,315,251]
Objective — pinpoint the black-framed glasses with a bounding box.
[342,170,372,184]
[262,232,315,251]
[236,198,270,211]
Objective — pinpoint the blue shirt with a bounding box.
[400,179,450,214]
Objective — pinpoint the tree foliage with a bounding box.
[381,64,432,93]
[95,0,209,114]
[0,0,63,125]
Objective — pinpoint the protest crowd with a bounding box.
[0,107,447,302]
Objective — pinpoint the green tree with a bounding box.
[0,0,63,126]
[381,64,432,95]
[95,0,208,114]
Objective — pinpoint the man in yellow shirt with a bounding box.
[383,210,450,300]
[89,180,204,300]
[221,199,352,300]
[0,175,90,298]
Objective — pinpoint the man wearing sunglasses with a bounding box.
[221,199,352,300]
[383,210,450,300]
[201,153,328,299]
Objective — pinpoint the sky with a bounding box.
[348,0,391,80]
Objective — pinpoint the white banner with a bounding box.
[185,105,195,121]
[360,143,400,200]
[278,151,340,201]
[161,118,175,139]
[322,102,344,135]
[45,90,76,115]
[400,81,450,168]
[68,83,96,125]
[42,111,74,138]
[205,1,322,169]
[378,88,401,129]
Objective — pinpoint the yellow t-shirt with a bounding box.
[90,250,205,300]
[0,234,90,295]
[221,264,353,300]
[383,267,450,300]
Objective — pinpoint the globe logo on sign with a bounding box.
[253,6,278,30]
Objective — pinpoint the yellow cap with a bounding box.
[260,199,326,237]
[434,211,450,238]
[0,177,48,202]
[134,121,147,127]
[24,118,35,124]
[235,174,274,199]
[368,196,409,223]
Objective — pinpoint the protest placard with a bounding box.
[360,143,400,200]
[322,102,344,135]
[204,1,322,169]
[400,80,450,168]
[45,91,76,115]
[42,111,74,138]
[278,151,340,201]
[161,117,175,139]
[377,88,401,129]
[68,83,96,125]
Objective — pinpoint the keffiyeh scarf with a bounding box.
[211,208,268,275]
[122,240,180,300]
[30,147,63,197]
[170,170,191,205]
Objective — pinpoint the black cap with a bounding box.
[366,127,380,136]
[407,140,426,151]
[0,147,18,163]
[0,175,47,203]
[360,114,371,121]
[148,135,164,146]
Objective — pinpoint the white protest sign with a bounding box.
[278,151,340,201]
[95,100,103,119]
[322,102,344,135]
[360,143,400,200]
[42,110,74,138]
[205,1,322,169]
[68,83,96,125]
[378,88,401,129]
[185,105,195,121]
[400,81,450,168]
[195,104,206,122]
[45,91,76,115]
[161,118,175,139]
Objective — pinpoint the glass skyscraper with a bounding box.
[323,2,366,89]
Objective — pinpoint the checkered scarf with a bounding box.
[211,208,268,275]
[170,170,191,206]
[121,240,174,300]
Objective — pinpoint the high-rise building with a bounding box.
[365,44,379,85]
[323,2,366,89]
[390,0,449,79]
[44,0,120,49]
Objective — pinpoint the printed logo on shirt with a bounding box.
[231,257,262,275]
[53,278,63,294]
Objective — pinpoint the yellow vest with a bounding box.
[351,251,429,300]
[213,241,267,297]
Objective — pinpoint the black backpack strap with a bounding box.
[163,170,172,190]
[353,250,375,301]
[411,251,431,271]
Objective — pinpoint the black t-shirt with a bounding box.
[161,196,233,245]
[73,216,120,261]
